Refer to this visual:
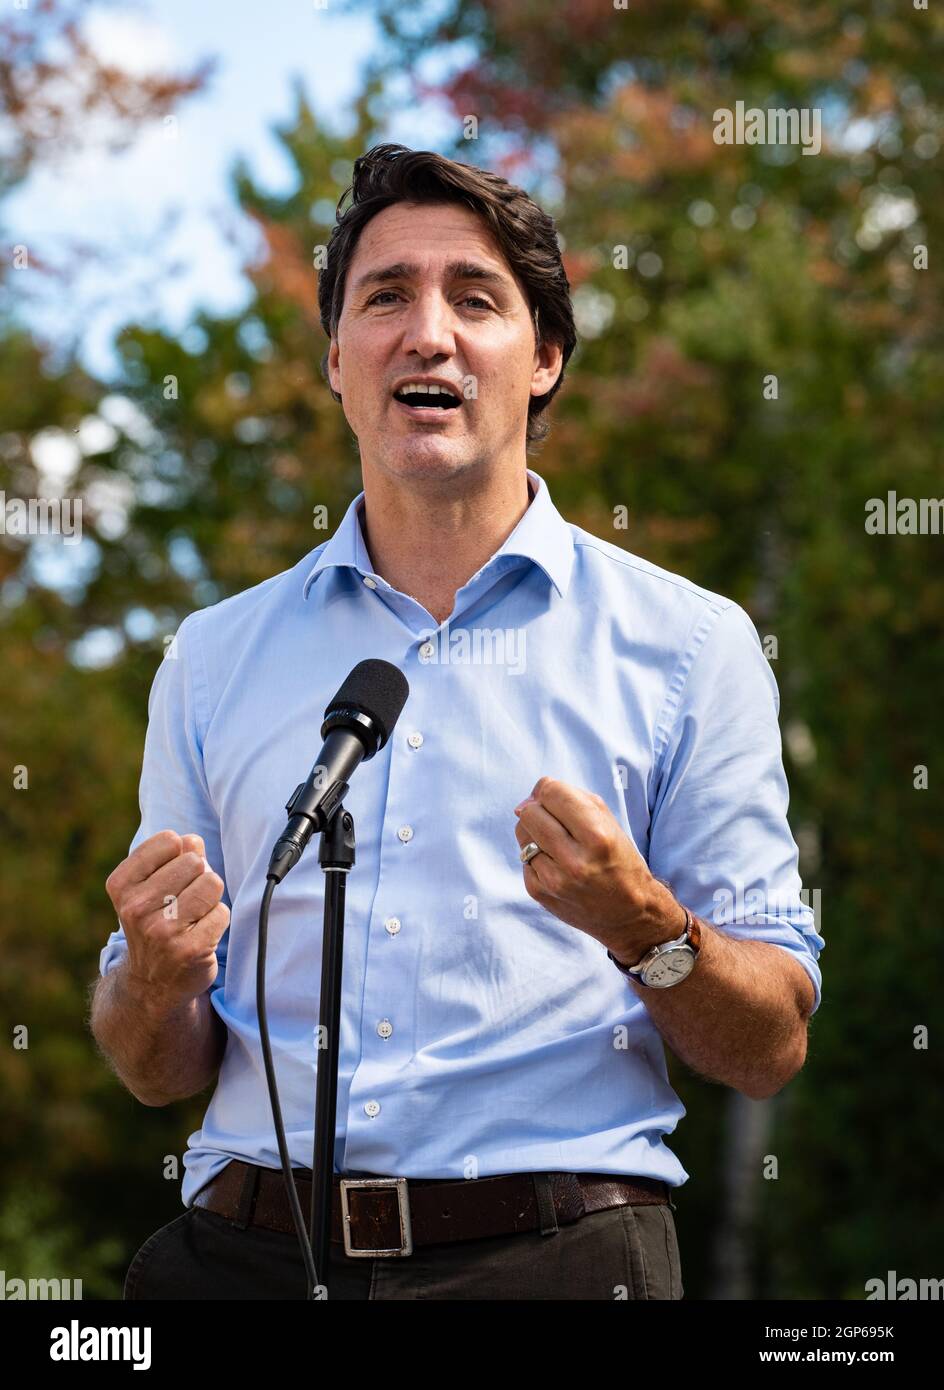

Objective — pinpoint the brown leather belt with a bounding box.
[192,1159,671,1257]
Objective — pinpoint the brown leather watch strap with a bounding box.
[608,906,701,976]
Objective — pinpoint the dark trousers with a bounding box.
[124,1179,684,1300]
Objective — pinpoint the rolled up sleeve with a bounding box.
[647,601,824,1015]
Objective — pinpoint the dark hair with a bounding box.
[317,143,577,449]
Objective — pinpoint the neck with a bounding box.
[359,469,534,626]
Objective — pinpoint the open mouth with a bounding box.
[392,386,463,420]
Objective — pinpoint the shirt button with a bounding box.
[363,576,377,589]
[364,1100,381,1118]
[384,916,401,935]
[418,641,435,662]
[407,732,424,749]
[397,825,413,843]
[376,1019,393,1040]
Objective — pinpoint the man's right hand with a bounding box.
[105,830,230,1007]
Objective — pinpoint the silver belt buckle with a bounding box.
[339,1177,413,1257]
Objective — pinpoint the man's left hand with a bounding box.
[513,776,687,964]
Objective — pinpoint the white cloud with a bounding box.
[81,10,177,77]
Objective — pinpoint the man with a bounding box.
[91,144,823,1301]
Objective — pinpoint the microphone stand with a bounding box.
[309,802,356,1297]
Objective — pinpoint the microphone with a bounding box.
[267,658,410,883]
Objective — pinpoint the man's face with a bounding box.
[327,200,563,486]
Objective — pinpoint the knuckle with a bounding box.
[544,866,565,895]
[121,890,148,924]
[164,936,189,967]
[557,853,582,881]
[585,826,612,856]
[138,914,163,944]
[155,829,182,854]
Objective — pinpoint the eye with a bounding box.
[365,291,493,310]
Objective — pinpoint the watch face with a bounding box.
[644,947,695,988]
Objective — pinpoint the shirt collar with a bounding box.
[302,468,574,602]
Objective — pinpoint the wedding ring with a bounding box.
[519,841,543,864]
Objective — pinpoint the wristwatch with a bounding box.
[607,906,702,989]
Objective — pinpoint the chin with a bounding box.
[384,440,466,471]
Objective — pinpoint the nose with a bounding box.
[400,291,458,361]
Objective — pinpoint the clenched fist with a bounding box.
[105,830,230,1006]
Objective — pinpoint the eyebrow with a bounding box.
[352,259,513,296]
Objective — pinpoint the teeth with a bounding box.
[396,383,458,400]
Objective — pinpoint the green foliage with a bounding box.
[0,1184,124,1300]
[2,1,941,1300]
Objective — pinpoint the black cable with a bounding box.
[256,874,322,1299]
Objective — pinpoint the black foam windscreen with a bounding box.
[323,658,410,748]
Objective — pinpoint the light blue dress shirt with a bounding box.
[99,467,824,1207]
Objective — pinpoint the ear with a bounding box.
[327,338,341,395]
[531,336,564,399]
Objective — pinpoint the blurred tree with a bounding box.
[1,0,213,1296]
[2,0,942,1301]
[2,6,387,1295]
[0,0,211,193]
[345,0,944,1297]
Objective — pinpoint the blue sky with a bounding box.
[6,0,469,380]
[3,0,475,648]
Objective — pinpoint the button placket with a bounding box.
[347,649,436,1162]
